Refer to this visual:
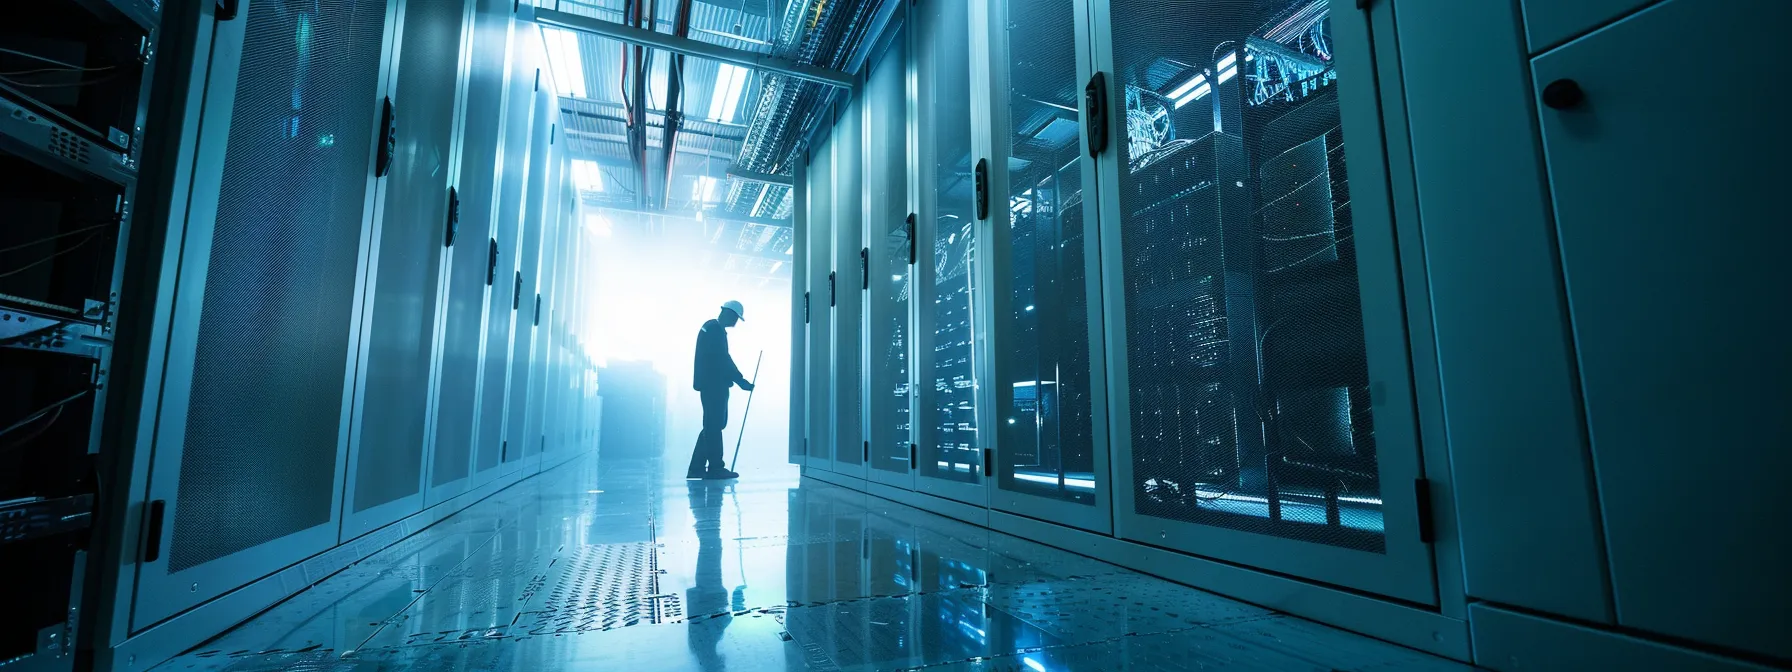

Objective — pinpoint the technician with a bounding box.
[688,300,754,480]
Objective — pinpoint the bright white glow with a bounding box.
[1218,51,1237,70]
[769,261,783,273]
[1173,83,1212,109]
[707,63,751,122]
[583,212,612,237]
[1165,73,1206,101]
[891,274,903,281]
[1012,471,1097,490]
[1023,657,1048,672]
[586,490,604,494]
[692,175,719,203]
[1007,418,1016,424]
[571,159,604,194]
[541,28,586,98]
[1024,304,1034,311]
[785,245,795,255]
[1217,65,1238,84]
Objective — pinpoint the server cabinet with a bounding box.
[1530,0,1790,659]
[830,96,867,479]
[504,63,553,472]
[129,0,400,626]
[789,160,809,466]
[911,0,987,505]
[473,18,536,485]
[523,158,566,471]
[1092,0,1436,603]
[805,133,835,468]
[427,0,509,506]
[982,0,1112,533]
[343,0,474,541]
[864,24,915,490]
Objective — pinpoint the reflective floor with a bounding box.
[153,453,1476,671]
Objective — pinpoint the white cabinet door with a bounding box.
[1533,0,1792,660]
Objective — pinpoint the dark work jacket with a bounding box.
[692,319,743,391]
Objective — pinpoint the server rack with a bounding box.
[862,18,913,490]
[0,0,158,665]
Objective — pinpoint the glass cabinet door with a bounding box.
[984,0,1112,532]
[864,29,915,489]
[913,0,986,504]
[1093,0,1435,603]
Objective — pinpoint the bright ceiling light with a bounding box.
[541,28,586,98]
[1165,73,1206,101]
[1217,51,1237,71]
[1217,65,1238,84]
[571,159,604,194]
[749,186,770,217]
[1173,83,1211,109]
[691,175,718,203]
[707,63,751,122]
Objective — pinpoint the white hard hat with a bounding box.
[721,300,746,320]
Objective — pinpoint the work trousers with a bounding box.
[688,387,730,475]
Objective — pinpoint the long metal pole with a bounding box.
[728,351,764,471]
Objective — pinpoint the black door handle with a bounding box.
[906,213,917,265]
[487,238,498,285]
[1084,72,1108,158]
[444,186,459,247]
[803,292,810,323]
[513,270,523,310]
[974,158,989,220]
[216,0,240,20]
[141,500,166,562]
[860,247,869,290]
[982,448,993,477]
[828,272,837,307]
[376,97,397,178]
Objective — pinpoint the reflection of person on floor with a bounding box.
[688,300,753,480]
[685,481,733,669]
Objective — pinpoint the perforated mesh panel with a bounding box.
[1113,0,1385,552]
[353,0,465,513]
[915,0,981,484]
[476,35,538,473]
[169,0,390,572]
[995,0,1098,504]
[865,34,911,476]
[432,0,510,487]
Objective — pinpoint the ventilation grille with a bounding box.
[169,0,390,572]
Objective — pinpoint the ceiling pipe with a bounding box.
[626,0,651,207]
[658,0,694,210]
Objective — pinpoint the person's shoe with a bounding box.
[704,469,740,480]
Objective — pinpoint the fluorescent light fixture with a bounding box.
[571,159,604,194]
[1217,65,1238,84]
[1165,73,1206,101]
[1218,51,1237,70]
[707,63,751,122]
[1013,471,1097,490]
[769,261,783,273]
[1023,658,1048,672]
[1173,83,1212,109]
[541,28,586,98]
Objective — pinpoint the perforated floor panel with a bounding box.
[155,457,1472,672]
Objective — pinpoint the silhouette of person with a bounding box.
[688,301,753,480]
